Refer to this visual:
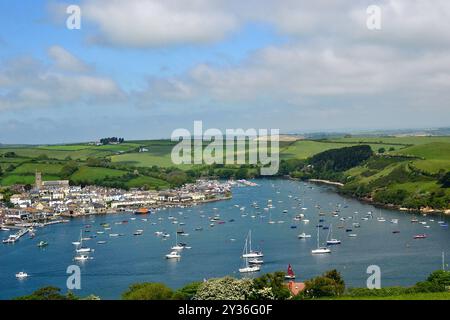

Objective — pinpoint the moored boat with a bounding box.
[134,208,149,215]
[284,264,296,280]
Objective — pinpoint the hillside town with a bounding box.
[0,171,236,230]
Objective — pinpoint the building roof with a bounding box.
[287,281,306,296]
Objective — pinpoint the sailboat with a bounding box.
[284,264,296,280]
[171,231,184,251]
[241,230,263,258]
[268,210,275,224]
[311,226,331,254]
[75,230,93,253]
[326,224,341,245]
[239,236,260,273]
[377,209,386,222]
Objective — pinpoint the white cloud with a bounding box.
[83,0,239,47]
[0,48,123,111]
[48,46,89,72]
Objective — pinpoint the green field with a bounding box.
[280,140,401,160]
[125,176,169,189]
[70,166,128,184]
[1,136,449,197]
[0,174,61,186]
[111,152,184,168]
[11,163,64,175]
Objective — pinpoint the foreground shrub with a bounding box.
[250,272,290,300]
[296,269,345,299]
[122,282,173,300]
[194,277,253,300]
[172,282,202,300]
[14,286,78,300]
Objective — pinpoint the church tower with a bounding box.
[35,170,42,190]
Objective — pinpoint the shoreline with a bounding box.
[60,195,233,218]
[303,177,450,216]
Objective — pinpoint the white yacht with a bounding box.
[311,226,331,254]
[239,234,261,273]
[15,271,28,279]
[75,230,93,253]
[165,251,181,259]
[171,232,185,251]
[248,258,264,265]
[326,224,341,245]
[298,232,311,239]
[241,230,263,258]
[74,254,89,261]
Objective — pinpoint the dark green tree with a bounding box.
[122,283,174,300]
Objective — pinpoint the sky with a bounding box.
[1,0,450,144]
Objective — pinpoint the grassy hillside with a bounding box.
[70,166,128,184]
[1,137,448,204]
[340,141,450,209]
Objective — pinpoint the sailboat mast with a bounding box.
[443,251,446,271]
[249,230,252,252]
[317,226,319,248]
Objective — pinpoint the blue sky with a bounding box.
[1,0,450,143]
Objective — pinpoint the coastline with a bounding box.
[303,177,450,216]
[60,195,233,218]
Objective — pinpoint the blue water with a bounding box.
[1,179,449,299]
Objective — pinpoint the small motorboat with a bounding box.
[298,232,311,239]
[74,254,89,261]
[15,271,28,279]
[414,234,427,239]
[311,247,331,254]
[248,258,264,265]
[165,251,181,259]
[76,247,93,253]
[37,241,48,248]
[135,208,149,215]
[326,239,341,245]
[392,230,400,234]
[239,265,260,273]
[171,242,185,250]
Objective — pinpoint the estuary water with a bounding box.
[0,179,449,299]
